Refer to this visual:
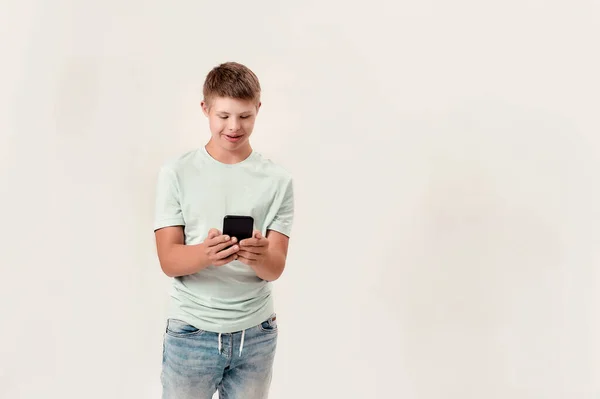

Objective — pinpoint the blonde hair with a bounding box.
[203,62,261,106]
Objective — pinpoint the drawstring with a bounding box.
[239,329,245,356]
[218,330,246,357]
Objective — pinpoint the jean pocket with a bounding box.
[259,314,278,333]
[166,318,205,337]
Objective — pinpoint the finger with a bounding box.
[207,229,221,239]
[214,243,239,259]
[239,237,259,247]
[237,250,259,261]
[236,253,251,264]
[207,233,231,247]
[240,230,262,246]
[240,236,268,247]
[236,253,257,266]
[213,253,238,266]
[205,230,223,246]
[212,237,237,253]
[237,247,263,256]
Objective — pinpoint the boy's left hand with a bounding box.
[237,230,269,266]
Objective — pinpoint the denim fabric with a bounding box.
[161,315,278,399]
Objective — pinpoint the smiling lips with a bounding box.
[224,133,243,142]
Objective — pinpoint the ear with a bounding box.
[256,102,262,113]
[201,100,210,117]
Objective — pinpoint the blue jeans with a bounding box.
[161,314,278,399]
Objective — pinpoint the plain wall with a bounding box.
[1,0,599,398]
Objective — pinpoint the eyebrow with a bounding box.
[216,111,252,115]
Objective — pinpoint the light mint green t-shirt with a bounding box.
[153,146,294,333]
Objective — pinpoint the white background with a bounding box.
[1,1,599,398]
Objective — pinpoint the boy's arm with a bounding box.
[153,165,207,277]
[155,226,208,277]
[240,175,294,281]
[155,227,240,278]
[246,230,289,282]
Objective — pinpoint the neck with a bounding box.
[205,139,253,164]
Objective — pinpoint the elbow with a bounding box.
[159,258,179,278]
[264,258,286,282]
[255,262,285,282]
[272,266,286,281]
[160,263,176,278]
[263,272,282,282]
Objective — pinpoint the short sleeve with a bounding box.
[153,165,185,231]
[267,177,294,237]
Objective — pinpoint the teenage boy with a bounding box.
[153,61,294,399]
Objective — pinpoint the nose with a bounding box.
[228,118,241,131]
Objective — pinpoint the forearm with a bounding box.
[251,248,287,282]
[159,243,211,278]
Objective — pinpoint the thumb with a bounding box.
[254,230,263,239]
[208,228,220,239]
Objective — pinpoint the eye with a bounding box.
[240,115,250,119]
[219,116,228,120]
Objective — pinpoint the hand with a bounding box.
[237,230,270,266]
[203,228,239,266]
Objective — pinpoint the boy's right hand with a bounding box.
[203,228,239,266]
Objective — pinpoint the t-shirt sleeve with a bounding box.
[153,165,185,231]
[267,177,294,237]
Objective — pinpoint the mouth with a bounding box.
[224,134,244,142]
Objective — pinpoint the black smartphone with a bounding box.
[222,215,254,242]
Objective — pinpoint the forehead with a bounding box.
[210,96,257,113]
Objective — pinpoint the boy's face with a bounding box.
[201,96,260,153]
